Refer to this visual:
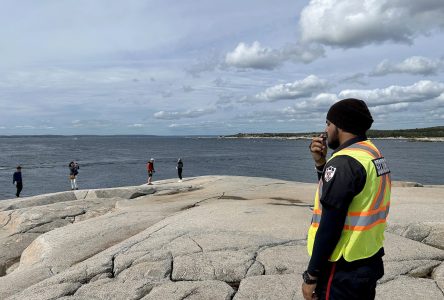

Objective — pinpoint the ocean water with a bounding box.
[1,136,443,200]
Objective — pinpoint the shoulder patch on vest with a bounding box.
[324,166,336,182]
[372,157,390,176]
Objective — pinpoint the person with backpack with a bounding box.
[68,161,80,190]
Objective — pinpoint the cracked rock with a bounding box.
[1,176,444,299]
[245,261,265,277]
[256,245,308,275]
[432,262,444,294]
[142,280,235,300]
[376,276,444,300]
[381,260,442,283]
[172,250,254,282]
[234,274,302,300]
[73,277,158,300]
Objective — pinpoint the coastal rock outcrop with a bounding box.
[0,176,443,299]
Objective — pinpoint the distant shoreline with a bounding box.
[220,126,444,142]
[220,136,444,142]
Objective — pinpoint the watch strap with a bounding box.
[302,270,317,284]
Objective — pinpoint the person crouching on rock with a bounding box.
[69,161,80,190]
[147,158,155,185]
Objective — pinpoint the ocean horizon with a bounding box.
[1,136,443,200]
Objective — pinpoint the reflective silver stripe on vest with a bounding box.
[344,208,389,228]
[373,174,387,209]
[345,143,380,158]
[318,178,324,199]
[312,213,321,224]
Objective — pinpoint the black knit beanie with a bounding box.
[326,98,373,135]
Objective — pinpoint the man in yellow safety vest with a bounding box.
[302,98,391,300]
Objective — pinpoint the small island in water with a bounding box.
[222,126,444,142]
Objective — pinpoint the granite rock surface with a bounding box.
[0,176,443,299]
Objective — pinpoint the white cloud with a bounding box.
[225,41,281,70]
[370,102,410,114]
[371,56,443,76]
[71,119,114,128]
[237,93,338,124]
[15,125,36,129]
[294,93,338,109]
[341,73,367,85]
[13,125,55,130]
[225,41,325,70]
[168,120,229,130]
[253,75,329,102]
[300,0,444,47]
[339,80,444,106]
[238,106,324,124]
[128,123,145,128]
[280,43,325,63]
[154,108,216,120]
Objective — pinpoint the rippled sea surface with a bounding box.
[1,136,443,200]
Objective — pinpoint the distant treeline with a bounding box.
[225,126,444,138]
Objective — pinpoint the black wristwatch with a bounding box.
[302,270,317,284]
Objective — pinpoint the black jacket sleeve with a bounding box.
[307,155,366,277]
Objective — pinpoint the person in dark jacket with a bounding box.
[68,161,80,190]
[302,99,390,300]
[13,165,23,197]
[176,158,184,182]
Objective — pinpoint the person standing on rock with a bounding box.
[147,158,155,185]
[302,98,391,300]
[13,165,23,197]
[176,158,183,182]
[68,161,80,190]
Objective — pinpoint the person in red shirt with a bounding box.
[147,158,155,185]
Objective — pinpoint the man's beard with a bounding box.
[328,139,340,150]
[328,127,340,149]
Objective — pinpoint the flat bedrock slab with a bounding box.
[0,197,119,235]
[0,179,231,299]
[0,198,120,278]
[383,233,444,262]
[256,244,308,275]
[387,222,444,250]
[376,276,444,300]
[391,181,423,187]
[0,176,443,300]
[234,274,303,300]
[82,186,156,200]
[0,210,165,299]
[71,258,172,300]
[172,250,255,282]
[432,262,444,294]
[381,260,442,283]
[0,186,158,211]
[0,192,78,212]
[143,280,235,300]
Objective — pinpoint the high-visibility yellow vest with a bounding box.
[307,140,391,262]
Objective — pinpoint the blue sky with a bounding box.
[1,0,444,135]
